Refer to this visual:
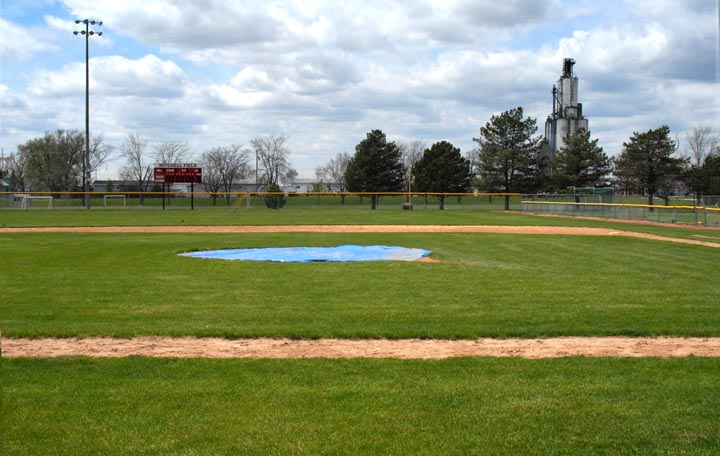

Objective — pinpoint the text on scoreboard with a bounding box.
[154,163,203,183]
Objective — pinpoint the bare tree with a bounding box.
[202,145,250,204]
[154,140,191,165]
[313,166,326,192]
[250,134,294,187]
[399,140,425,192]
[465,148,481,181]
[685,126,719,166]
[88,134,114,182]
[219,144,250,204]
[120,132,153,204]
[285,167,298,182]
[320,152,351,202]
[5,153,27,191]
[200,150,223,205]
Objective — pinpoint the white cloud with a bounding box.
[44,15,76,32]
[0,18,56,59]
[30,63,85,96]
[29,54,186,98]
[2,0,717,178]
[94,55,186,97]
[456,0,558,28]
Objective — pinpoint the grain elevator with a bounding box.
[545,58,589,154]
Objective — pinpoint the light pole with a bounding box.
[74,19,102,209]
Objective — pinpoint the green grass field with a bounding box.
[3,206,720,241]
[1,232,719,338]
[5,357,720,455]
[2,208,719,454]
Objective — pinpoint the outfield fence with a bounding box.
[5,191,719,227]
[521,200,720,227]
[0,191,522,211]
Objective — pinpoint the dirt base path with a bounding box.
[3,224,720,248]
[4,337,720,359]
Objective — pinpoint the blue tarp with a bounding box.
[179,245,431,262]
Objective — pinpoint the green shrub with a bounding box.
[264,183,286,209]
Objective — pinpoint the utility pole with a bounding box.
[74,19,102,209]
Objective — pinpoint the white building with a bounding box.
[545,58,589,154]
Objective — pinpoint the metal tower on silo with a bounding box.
[545,58,589,155]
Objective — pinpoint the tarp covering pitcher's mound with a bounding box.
[179,245,431,262]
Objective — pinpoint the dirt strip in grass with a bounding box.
[3,337,720,359]
[2,225,719,248]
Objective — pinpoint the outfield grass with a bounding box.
[1,232,718,338]
[2,207,719,244]
[3,356,718,455]
[1,205,546,227]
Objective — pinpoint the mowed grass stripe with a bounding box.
[1,232,718,338]
[3,207,719,243]
[3,357,719,455]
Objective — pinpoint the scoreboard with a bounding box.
[154,163,202,184]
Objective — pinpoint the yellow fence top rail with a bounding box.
[9,191,522,197]
[521,200,720,213]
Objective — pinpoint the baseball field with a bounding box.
[1,207,719,454]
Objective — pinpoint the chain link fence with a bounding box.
[521,194,720,227]
[5,191,718,227]
[0,191,523,211]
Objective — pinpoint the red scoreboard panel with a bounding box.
[154,164,203,184]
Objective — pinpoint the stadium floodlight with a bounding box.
[73,18,103,209]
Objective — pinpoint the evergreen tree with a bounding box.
[413,141,471,210]
[615,126,685,206]
[611,151,640,194]
[551,129,611,190]
[684,154,720,201]
[472,107,543,209]
[702,155,720,196]
[345,130,404,209]
[264,182,286,209]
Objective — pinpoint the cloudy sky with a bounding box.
[1,0,718,179]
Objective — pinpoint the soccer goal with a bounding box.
[103,194,127,208]
[21,195,54,210]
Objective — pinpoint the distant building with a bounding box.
[1,178,14,192]
[545,58,589,155]
[92,180,142,192]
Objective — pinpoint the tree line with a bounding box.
[2,131,297,206]
[317,107,718,210]
[3,109,718,209]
